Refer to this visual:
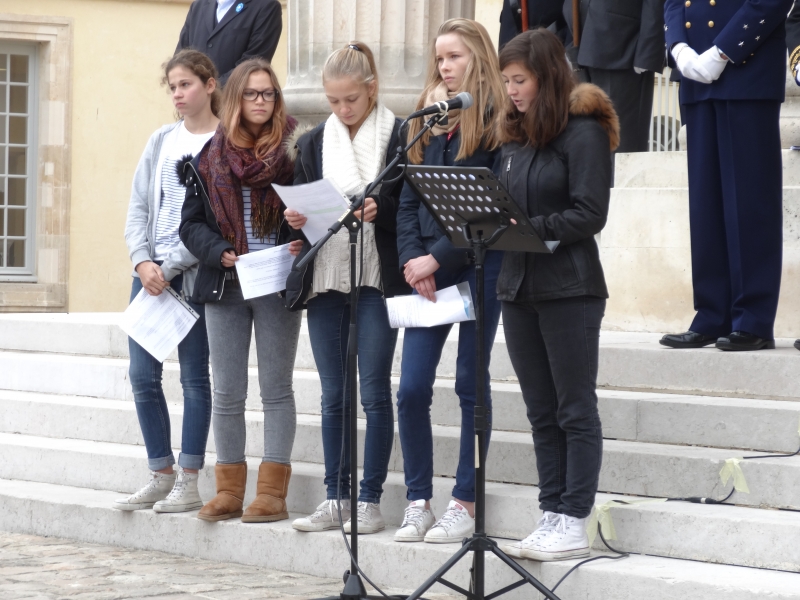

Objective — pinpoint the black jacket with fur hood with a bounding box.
[289,119,411,299]
[496,83,620,303]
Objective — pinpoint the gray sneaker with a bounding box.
[292,500,351,532]
[153,467,203,513]
[113,471,175,511]
[344,502,386,534]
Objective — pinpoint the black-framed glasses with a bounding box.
[243,88,279,102]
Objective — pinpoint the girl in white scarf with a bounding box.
[286,41,410,535]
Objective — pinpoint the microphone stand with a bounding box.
[306,111,447,600]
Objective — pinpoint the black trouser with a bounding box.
[502,295,605,519]
[579,67,655,153]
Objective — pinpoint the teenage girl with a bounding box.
[496,29,618,562]
[180,58,302,523]
[393,19,506,544]
[118,50,219,514]
[285,42,410,534]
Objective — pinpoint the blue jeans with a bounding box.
[128,273,212,470]
[396,250,503,502]
[307,287,397,503]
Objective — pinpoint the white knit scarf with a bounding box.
[322,102,395,196]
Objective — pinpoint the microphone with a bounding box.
[406,92,474,119]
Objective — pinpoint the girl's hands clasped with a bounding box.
[403,254,440,302]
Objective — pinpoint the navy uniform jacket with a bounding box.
[786,1,800,72]
[664,0,792,103]
[176,0,282,85]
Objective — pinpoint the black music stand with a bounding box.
[401,165,561,600]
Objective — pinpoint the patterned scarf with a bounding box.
[199,116,297,255]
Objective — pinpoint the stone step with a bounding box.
[2,402,799,511]
[3,351,800,452]
[1,478,800,599]
[1,438,799,573]
[613,148,800,189]
[6,315,800,399]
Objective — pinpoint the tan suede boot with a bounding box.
[241,462,291,523]
[197,462,247,522]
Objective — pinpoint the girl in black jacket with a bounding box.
[495,29,620,562]
[393,18,507,544]
[284,42,410,535]
[179,58,301,525]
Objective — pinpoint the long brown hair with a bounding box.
[407,18,505,164]
[220,58,287,160]
[323,41,379,115]
[497,29,576,147]
[162,49,221,116]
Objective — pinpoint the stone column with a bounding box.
[283,0,476,123]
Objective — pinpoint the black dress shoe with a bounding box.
[716,331,776,351]
[795,339,800,352]
[659,331,718,349]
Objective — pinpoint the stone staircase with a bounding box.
[1,312,800,598]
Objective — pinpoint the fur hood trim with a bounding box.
[286,123,316,162]
[568,83,620,152]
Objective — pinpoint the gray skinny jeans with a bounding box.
[205,280,302,464]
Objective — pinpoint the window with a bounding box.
[0,44,36,278]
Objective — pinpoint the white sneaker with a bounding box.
[292,500,351,532]
[424,501,475,544]
[344,502,386,534]
[153,467,204,513]
[113,470,176,511]
[394,500,436,542]
[500,511,558,558]
[522,513,590,561]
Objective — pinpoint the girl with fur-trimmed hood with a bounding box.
[494,28,620,562]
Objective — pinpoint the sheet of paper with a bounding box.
[386,282,476,329]
[119,286,199,363]
[273,179,351,244]
[235,244,295,300]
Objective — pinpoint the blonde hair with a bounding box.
[322,41,379,114]
[407,18,505,164]
[220,58,287,160]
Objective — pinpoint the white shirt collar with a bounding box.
[216,0,238,23]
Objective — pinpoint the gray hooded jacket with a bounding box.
[124,122,199,294]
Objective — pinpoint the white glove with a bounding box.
[695,46,728,81]
[634,66,647,74]
[672,43,713,84]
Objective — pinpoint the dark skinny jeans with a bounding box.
[502,295,605,519]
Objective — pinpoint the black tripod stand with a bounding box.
[401,165,560,600]
[299,113,449,600]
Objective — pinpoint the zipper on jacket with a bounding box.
[186,161,227,302]
[506,156,513,172]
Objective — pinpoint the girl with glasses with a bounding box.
[180,58,302,523]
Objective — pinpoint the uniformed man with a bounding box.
[659,0,792,351]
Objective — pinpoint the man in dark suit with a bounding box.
[176,0,282,86]
[660,0,792,351]
[499,0,567,48]
[563,0,665,152]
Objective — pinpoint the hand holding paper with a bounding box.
[235,244,295,300]
[273,179,350,244]
[386,282,475,328]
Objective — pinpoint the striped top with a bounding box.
[154,122,215,260]
[242,185,277,252]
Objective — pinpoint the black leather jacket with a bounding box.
[496,100,615,303]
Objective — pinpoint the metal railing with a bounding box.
[649,67,682,151]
